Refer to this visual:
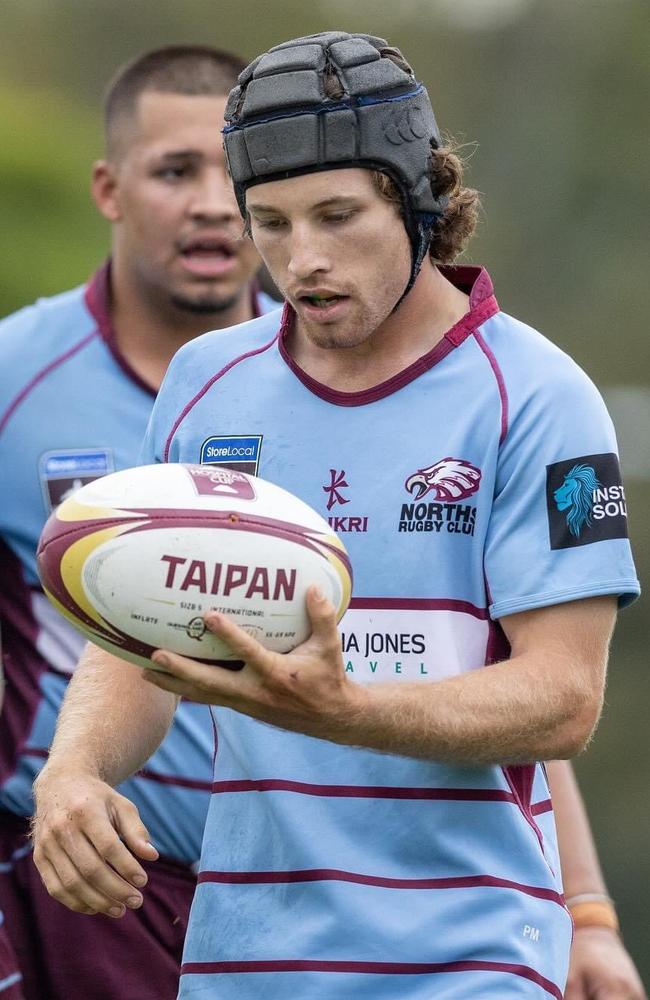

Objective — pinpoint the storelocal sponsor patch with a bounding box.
[546,452,628,549]
[199,435,262,475]
[39,448,114,512]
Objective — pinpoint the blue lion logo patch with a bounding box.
[553,464,601,537]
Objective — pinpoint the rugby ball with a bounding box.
[37,463,352,671]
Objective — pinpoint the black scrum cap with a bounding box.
[223,31,447,297]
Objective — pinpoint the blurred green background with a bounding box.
[1,0,648,982]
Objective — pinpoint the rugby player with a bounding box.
[29,32,644,1000]
[0,44,277,999]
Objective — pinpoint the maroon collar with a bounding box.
[84,260,157,398]
[278,265,500,407]
[84,260,267,398]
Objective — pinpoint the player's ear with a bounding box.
[91,160,122,222]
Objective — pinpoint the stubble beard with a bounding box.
[300,301,383,351]
[169,289,241,315]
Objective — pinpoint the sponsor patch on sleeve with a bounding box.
[39,448,114,513]
[546,452,629,549]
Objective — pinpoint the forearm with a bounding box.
[146,593,611,767]
[325,600,612,765]
[44,642,177,786]
[546,759,608,898]
[336,652,600,765]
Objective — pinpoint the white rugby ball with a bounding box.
[37,463,352,670]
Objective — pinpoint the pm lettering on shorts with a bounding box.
[200,435,262,475]
[546,452,628,550]
[39,448,114,512]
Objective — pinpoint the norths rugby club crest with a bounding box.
[546,452,629,549]
[399,457,481,535]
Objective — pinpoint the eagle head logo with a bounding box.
[405,457,482,502]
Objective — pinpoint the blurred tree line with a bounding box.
[1,0,648,982]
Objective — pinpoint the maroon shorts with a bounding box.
[0,811,196,1000]
[0,922,23,1000]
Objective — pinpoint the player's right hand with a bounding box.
[31,767,159,918]
[565,926,647,999]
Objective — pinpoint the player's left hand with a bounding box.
[565,927,646,999]
[143,585,366,740]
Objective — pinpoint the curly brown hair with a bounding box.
[242,145,480,264]
[372,143,481,264]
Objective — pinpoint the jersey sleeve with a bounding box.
[138,381,171,465]
[484,355,640,619]
[137,344,194,466]
[138,414,160,466]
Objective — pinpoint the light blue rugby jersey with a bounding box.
[142,265,639,999]
[0,262,279,864]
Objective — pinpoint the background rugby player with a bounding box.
[0,44,277,1000]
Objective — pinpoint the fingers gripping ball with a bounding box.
[37,464,352,670]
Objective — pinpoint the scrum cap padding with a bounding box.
[223,31,444,220]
